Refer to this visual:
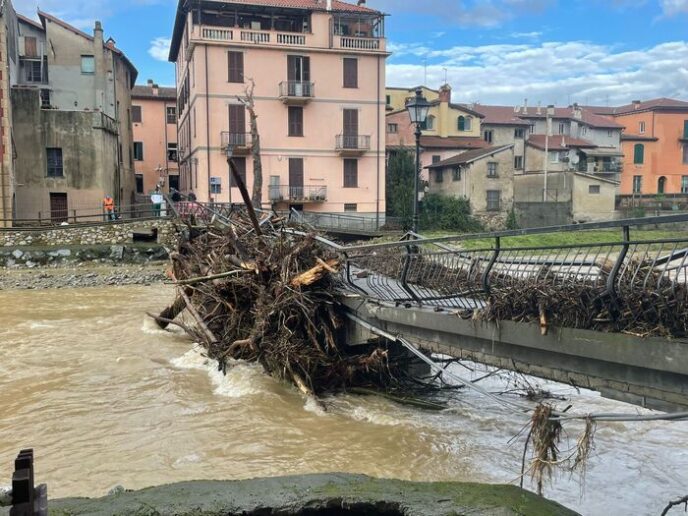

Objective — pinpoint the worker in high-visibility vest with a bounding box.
[103,194,115,221]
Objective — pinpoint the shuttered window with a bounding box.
[633,144,644,164]
[229,157,247,187]
[228,51,244,83]
[132,105,142,123]
[288,106,303,137]
[343,159,358,188]
[343,58,357,88]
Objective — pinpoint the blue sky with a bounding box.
[13,0,688,105]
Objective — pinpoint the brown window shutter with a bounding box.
[229,157,247,187]
[343,159,358,188]
[25,37,38,57]
[343,58,357,88]
[288,107,303,136]
[228,52,244,83]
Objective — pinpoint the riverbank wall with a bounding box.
[0,219,180,268]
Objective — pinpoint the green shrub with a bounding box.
[419,194,483,233]
[505,207,519,230]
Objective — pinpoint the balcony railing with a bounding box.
[268,185,327,203]
[339,36,382,50]
[335,134,371,154]
[241,30,270,44]
[201,27,233,41]
[578,162,623,174]
[221,132,252,154]
[279,81,315,101]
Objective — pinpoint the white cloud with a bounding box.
[148,37,172,62]
[386,40,688,106]
[660,0,688,15]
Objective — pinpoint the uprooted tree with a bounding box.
[236,79,263,208]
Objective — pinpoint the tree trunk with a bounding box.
[237,80,263,208]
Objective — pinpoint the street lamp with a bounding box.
[405,88,431,232]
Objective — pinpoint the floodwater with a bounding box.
[0,286,686,515]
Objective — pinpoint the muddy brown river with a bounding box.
[1,285,686,515]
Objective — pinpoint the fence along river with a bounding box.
[1,285,687,515]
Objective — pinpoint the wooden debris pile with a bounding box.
[153,210,409,397]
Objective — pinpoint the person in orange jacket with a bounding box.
[103,194,115,221]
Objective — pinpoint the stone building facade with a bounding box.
[10,10,137,223]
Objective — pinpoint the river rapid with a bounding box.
[0,285,686,515]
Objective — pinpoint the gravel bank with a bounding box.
[0,264,170,290]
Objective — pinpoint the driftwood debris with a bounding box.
[154,207,410,397]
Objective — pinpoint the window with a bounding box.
[133,142,144,161]
[639,121,646,134]
[135,174,144,194]
[484,130,493,143]
[487,162,498,178]
[344,203,357,212]
[25,60,43,82]
[210,177,222,194]
[683,144,688,165]
[426,115,435,130]
[46,148,63,177]
[228,51,244,83]
[385,95,391,106]
[24,36,38,57]
[658,176,666,194]
[132,105,142,123]
[458,116,466,131]
[343,58,358,88]
[343,159,358,187]
[589,185,600,194]
[608,130,613,137]
[633,143,644,164]
[529,124,535,134]
[550,151,560,163]
[486,190,501,211]
[581,125,588,136]
[434,169,443,183]
[452,168,462,181]
[288,106,303,136]
[81,55,95,74]
[387,123,398,134]
[432,155,441,164]
[40,89,50,108]
[633,175,642,194]
[682,176,688,194]
[684,120,688,139]
[558,122,566,135]
[514,128,524,138]
[166,106,176,124]
[514,156,523,169]
[167,143,178,162]
[229,157,247,187]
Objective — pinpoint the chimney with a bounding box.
[562,136,567,148]
[152,83,159,95]
[633,100,641,110]
[438,84,451,103]
[572,102,582,120]
[523,98,528,114]
[93,21,103,41]
[357,0,366,5]
[326,0,332,11]
[536,101,542,115]
[147,79,154,86]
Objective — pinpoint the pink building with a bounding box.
[168,0,388,219]
[131,81,179,196]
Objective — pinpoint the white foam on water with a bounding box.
[170,347,211,371]
[172,348,267,398]
[209,362,266,398]
[303,396,328,416]
[29,321,55,329]
[141,316,172,336]
[173,453,202,466]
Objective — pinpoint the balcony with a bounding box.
[220,132,252,156]
[578,161,623,175]
[278,81,314,105]
[335,134,371,156]
[268,185,327,204]
[335,35,384,51]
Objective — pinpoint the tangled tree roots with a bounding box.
[155,212,411,397]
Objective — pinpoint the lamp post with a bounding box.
[405,88,431,233]
[543,105,555,202]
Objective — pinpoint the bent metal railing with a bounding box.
[323,214,688,335]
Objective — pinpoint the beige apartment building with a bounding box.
[11,10,137,223]
[132,81,178,197]
[169,0,388,219]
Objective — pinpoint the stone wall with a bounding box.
[1,219,180,248]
